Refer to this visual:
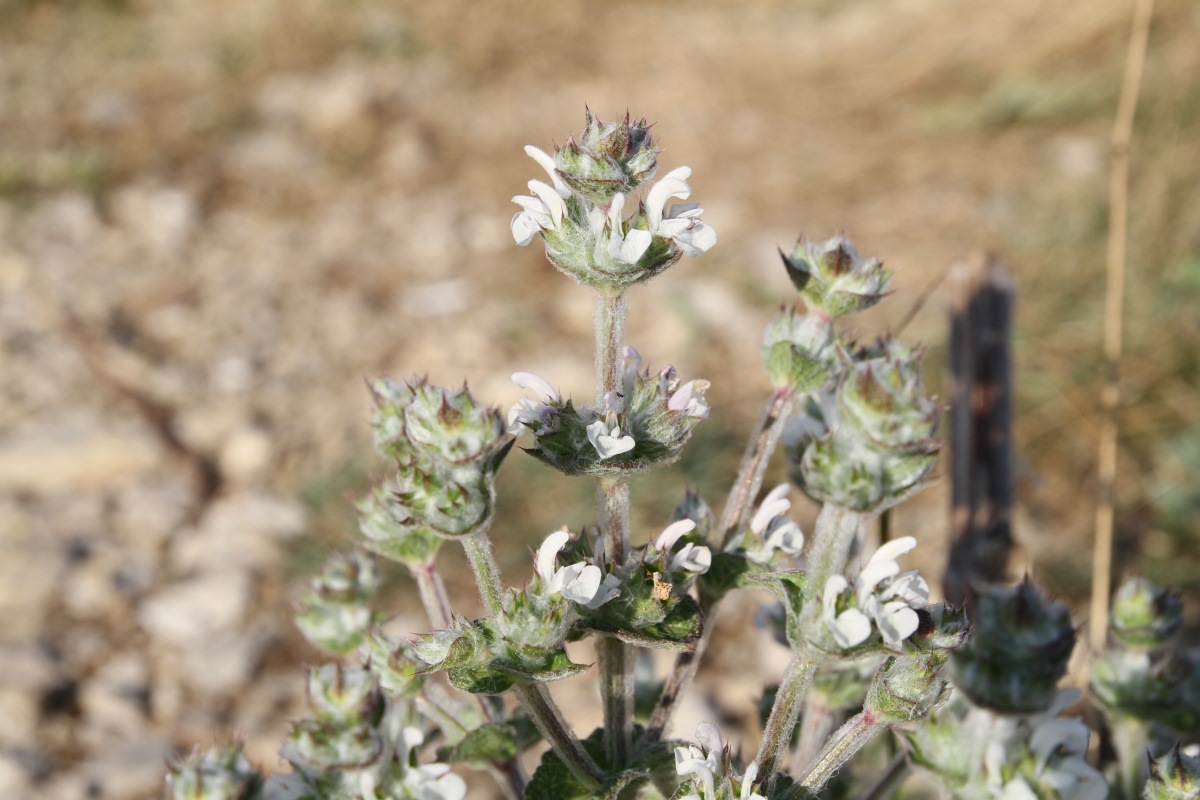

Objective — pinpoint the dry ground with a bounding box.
[1,0,1198,797]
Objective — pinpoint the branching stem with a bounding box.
[786,711,888,797]
[754,652,818,789]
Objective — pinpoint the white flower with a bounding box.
[586,418,635,460]
[667,379,710,418]
[508,371,560,435]
[674,744,719,800]
[654,519,711,574]
[392,727,468,800]
[822,574,873,648]
[740,762,767,800]
[607,192,653,264]
[535,530,618,609]
[854,537,929,647]
[511,147,571,246]
[644,166,717,257]
[749,484,805,557]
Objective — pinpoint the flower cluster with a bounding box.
[781,234,892,318]
[535,529,621,610]
[745,483,806,560]
[674,723,764,800]
[506,348,709,476]
[822,537,931,650]
[786,335,940,513]
[511,111,715,291]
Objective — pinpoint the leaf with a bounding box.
[496,647,591,684]
[447,665,515,694]
[614,596,703,651]
[525,728,652,800]
[750,570,807,648]
[698,552,758,601]
[436,723,519,766]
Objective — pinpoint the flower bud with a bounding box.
[761,308,837,393]
[354,483,442,565]
[294,551,378,656]
[1146,745,1200,800]
[787,338,939,513]
[1110,577,1183,651]
[865,652,953,724]
[165,744,262,800]
[553,109,659,204]
[403,380,511,468]
[839,338,939,447]
[672,489,715,541]
[951,580,1076,714]
[305,664,384,727]
[367,376,416,459]
[1090,648,1200,732]
[781,234,891,318]
[363,631,426,699]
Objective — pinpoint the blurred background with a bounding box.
[1,0,1198,796]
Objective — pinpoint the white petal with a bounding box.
[673,221,718,257]
[527,179,566,227]
[646,167,692,231]
[511,211,540,246]
[830,608,873,648]
[868,536,918,565]
[524,145,570,197]
[511,195,554,228]
[536,530,569,585]
[751,497,791,535]
[584,573,622,609]
[765,520,805,555]
[512,371,559,403]
[560,563,603,604]
[1031,719,1091,765]
[876,602,920,645]
[858,559,900,595]
[655,519,698,552]
[671,543,711,574]
[1001,778,1039,800]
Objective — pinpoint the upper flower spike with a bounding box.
[510,110,716,292]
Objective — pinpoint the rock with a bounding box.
[138,571,253,645]
[0,419,162,492]
[218,426,273,485]
[113,477,194,547]
[174,627,273,694]
[0,642,59,692]
[0,691,39,748]
[110,184,197,256]
[79,653,150,747]
[170,492,306,573]
[0,752,33,798]
[75,738,174,799]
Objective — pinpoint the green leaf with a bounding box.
[497,647,591,684]
[436,723,519,766]
[698,552,758,600]
[447,665,515,694]
[526,728,653,800]
[750,570,807,647]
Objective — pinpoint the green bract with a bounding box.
[781,235,892,318]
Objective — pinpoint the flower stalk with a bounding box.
[754,652,819,789]
[788,710,889,797]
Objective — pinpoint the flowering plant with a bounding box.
[166,111,1199,800]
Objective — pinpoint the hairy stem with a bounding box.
[803,504,869,608]
[515,684,604,789]
[598,479,633,765]
[411,557,526,799]
[1113,717,1149,800]
[792,691,834,776]
[787,711,888,797]
[639,390,797,752]
[412,560,452,630]
[460,532,588,792]
[718,389,797,549]
[754,652,818,789]
[594,290,633,767]
[462,531,505,616]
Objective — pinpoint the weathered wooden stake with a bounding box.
[944,255,1016,609]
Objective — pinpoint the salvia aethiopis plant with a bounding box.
[166,110,1198,800]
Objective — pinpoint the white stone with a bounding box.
[138,571,253,645]
[218,426,273,484]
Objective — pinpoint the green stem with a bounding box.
[718,389,797,549]
[639,390,797,752]
[462,531,505,616]
[515,683,604,789]
[802,504,869,609]
[1113,717,1149,800]
[412,560,452,630]
[598,479,633,766]
[792,690,833,776]
[594,290,632,768]
[460,532,584,794]
[786,711,888,797]
[754,652,818,789]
